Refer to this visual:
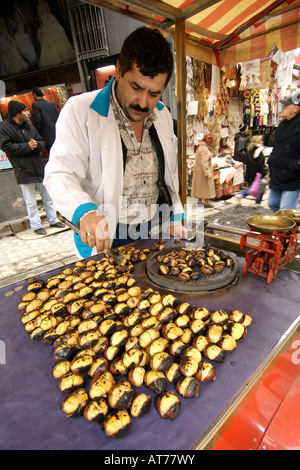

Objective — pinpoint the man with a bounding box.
[32,87,59,153]
[44,27,186,259]
[233,124,248,164]
[268,91,300,212]
[0,100,64,235]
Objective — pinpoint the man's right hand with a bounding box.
[28,139,37,150]
[79,212,111,254]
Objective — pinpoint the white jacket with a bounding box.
[44,79,184,258]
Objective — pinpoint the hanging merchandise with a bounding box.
[239,60,261,91]
[272,49,295,89]
[208,65,220,116]
[192,58,209,122]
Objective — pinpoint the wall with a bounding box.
[0,171,27,223]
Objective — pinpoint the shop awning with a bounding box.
[87,0,300,64]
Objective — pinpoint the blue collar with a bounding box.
[89,78,165,117]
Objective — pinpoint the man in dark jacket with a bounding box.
[32,87,59,153]
[0,100,64,235]
[268,91,300,212]
[233,124,248,163]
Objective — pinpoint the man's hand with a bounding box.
[169,223,188,240]
[28,139,37,150]
[79,212,110,254]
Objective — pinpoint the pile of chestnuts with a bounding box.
[157,246,234,281]
[18,250,252,439]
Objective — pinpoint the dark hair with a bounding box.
[118,27,173,86]
[32,87,44,97]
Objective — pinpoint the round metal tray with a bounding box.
[275,210,300,225]
[246,215,296,234]
[146,246,239,292]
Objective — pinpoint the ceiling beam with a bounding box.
[185,20,227,41]
[180,0,223,20]
[117,0,180,21]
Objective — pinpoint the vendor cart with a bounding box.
[0,224,299,451]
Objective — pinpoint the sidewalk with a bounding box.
[0,191,278,289]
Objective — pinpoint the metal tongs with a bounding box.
[58,215,127,266]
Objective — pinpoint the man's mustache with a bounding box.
[130,104,149,113]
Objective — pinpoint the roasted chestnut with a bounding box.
[83,398,109,422]
[192,335,209,352]
[189,319,206,336]
[218,334,237,353]
[108,380,134,410]
[58,371,84,393]
[210,310,228,326]
[127,366,145,387]
[104,345,122,362]
[195,361,216,382]
[180,328,193,344]
[103,410,131,439]
[145,337,169,356]
[175,376,201,398]
[122,348,143,370]
[109,329,128,348]
[165,363,183,384]
[192,307,211,322]
[161,294,178,308]
[180,345,202,364]
[150,351,173,372]
[71,353,94,376]
[53,361,71,379]
[62,388,89,418]
[206,324,223,344]
[203,344,226,363]
[109,358,128,376]
[79,330,100,349]
[89,371,115,399]
[179,356,198,377]
[77,320,98,335]
[156,391,181,420]
[43,328,60,345]
[227,322,247,341]
[159,264,170,275]
[130,393,151,418]
[144,370,167,394]
[88,357,109,377]
[177,303,192,316]
[200,265,214,275]
[169,339,186,357]
[162,324,183,341]
[138,328,160,349]
[53,344,75,363]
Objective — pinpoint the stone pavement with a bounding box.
[0,227,77,288]
[0,191,280,289]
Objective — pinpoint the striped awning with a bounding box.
[89,0,300,64]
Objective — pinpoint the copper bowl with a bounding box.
[275,210,300,225]
[246,215,296,234]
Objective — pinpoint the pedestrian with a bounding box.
[191,132,216,208]
[233,124,248,164]
[32,87,59,153]
[267,91,300,212]
[240,134,268,205]
[44,27,187,259]
[0,100,64,235]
